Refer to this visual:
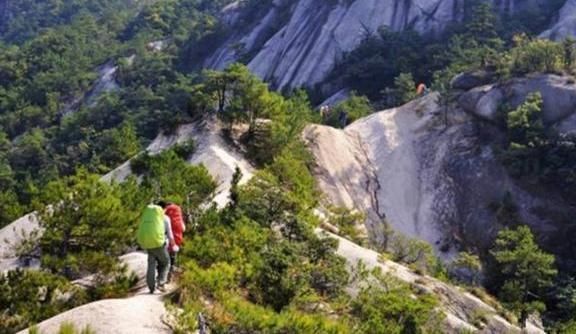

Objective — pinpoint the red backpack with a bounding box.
[165,204,185,247]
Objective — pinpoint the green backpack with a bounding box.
[136,204,165,250]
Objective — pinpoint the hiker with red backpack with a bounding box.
[157,200,186,281]
[136,203,174,294]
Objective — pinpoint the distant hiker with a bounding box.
[416,83,429,96]
[137,204,174,294]
[157,200,186,281]
[338,110,348,128]
[319,105,331,120]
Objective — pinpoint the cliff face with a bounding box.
[205,0,553,90]
[541,0,576,40]
[0,0,8,25]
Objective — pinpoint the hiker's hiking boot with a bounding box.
[157,284,167,293]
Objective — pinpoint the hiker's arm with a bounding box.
[164,217,174,244]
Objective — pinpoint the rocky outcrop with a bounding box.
[306,89,575,259]
[60,61,121,116]
[458,74,576,133]
[206,0,552,90]
[451,71,495,91]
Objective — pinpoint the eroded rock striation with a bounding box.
[206,0,552,90]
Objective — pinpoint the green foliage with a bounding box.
[391,235,437,274]
[0,190,24,228]
[333,27,428,99]
[325,93,372,128]
[0,269,88,333]
[204,63,279,129]
[510,35,564,75]
[548,276,576,325]
[490,226,557,323]
[562,37,576,72]
[130,149,216,206]
[452,252,483,286]
[507,93,545,148]
[173,143,355,331]
[57,323,96,334]
[351,269,440,334]
[37,170,134,280]
[500,92,576,205]
[0,0,137,44]
[98,123,142,167]
[0,0,231,227]
[327,207,366,245]
[465,2,499,46]
[173,140,448,334]
[394,73,417,105]
[172,139,196,160]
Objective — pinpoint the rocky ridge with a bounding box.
[306,74,576,262]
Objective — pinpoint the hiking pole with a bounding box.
[186,191,198,232]
[198,312,208,334]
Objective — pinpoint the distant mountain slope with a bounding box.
[204,0,560,90]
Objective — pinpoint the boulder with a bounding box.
[475,87,505,121]
[458,74,576,125]
[457,85,495,116]
[451,71,495,91]
[505,74,576,124]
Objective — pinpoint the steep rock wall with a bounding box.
[206,0,551,90]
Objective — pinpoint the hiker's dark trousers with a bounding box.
[146,246,170,292]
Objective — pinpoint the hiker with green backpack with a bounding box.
[136,203,174,294]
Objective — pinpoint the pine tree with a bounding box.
[490,225,557,327]
[394,73,417,105]
[38,170,133,279]
[466,1,498,47]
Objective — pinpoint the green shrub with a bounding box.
[351,270,440,334]
[511,36,564,75]
[0,270,88,334]
[173,140,196,160]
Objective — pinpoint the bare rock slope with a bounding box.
[306,79,576,259]
[541,0,576,40]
